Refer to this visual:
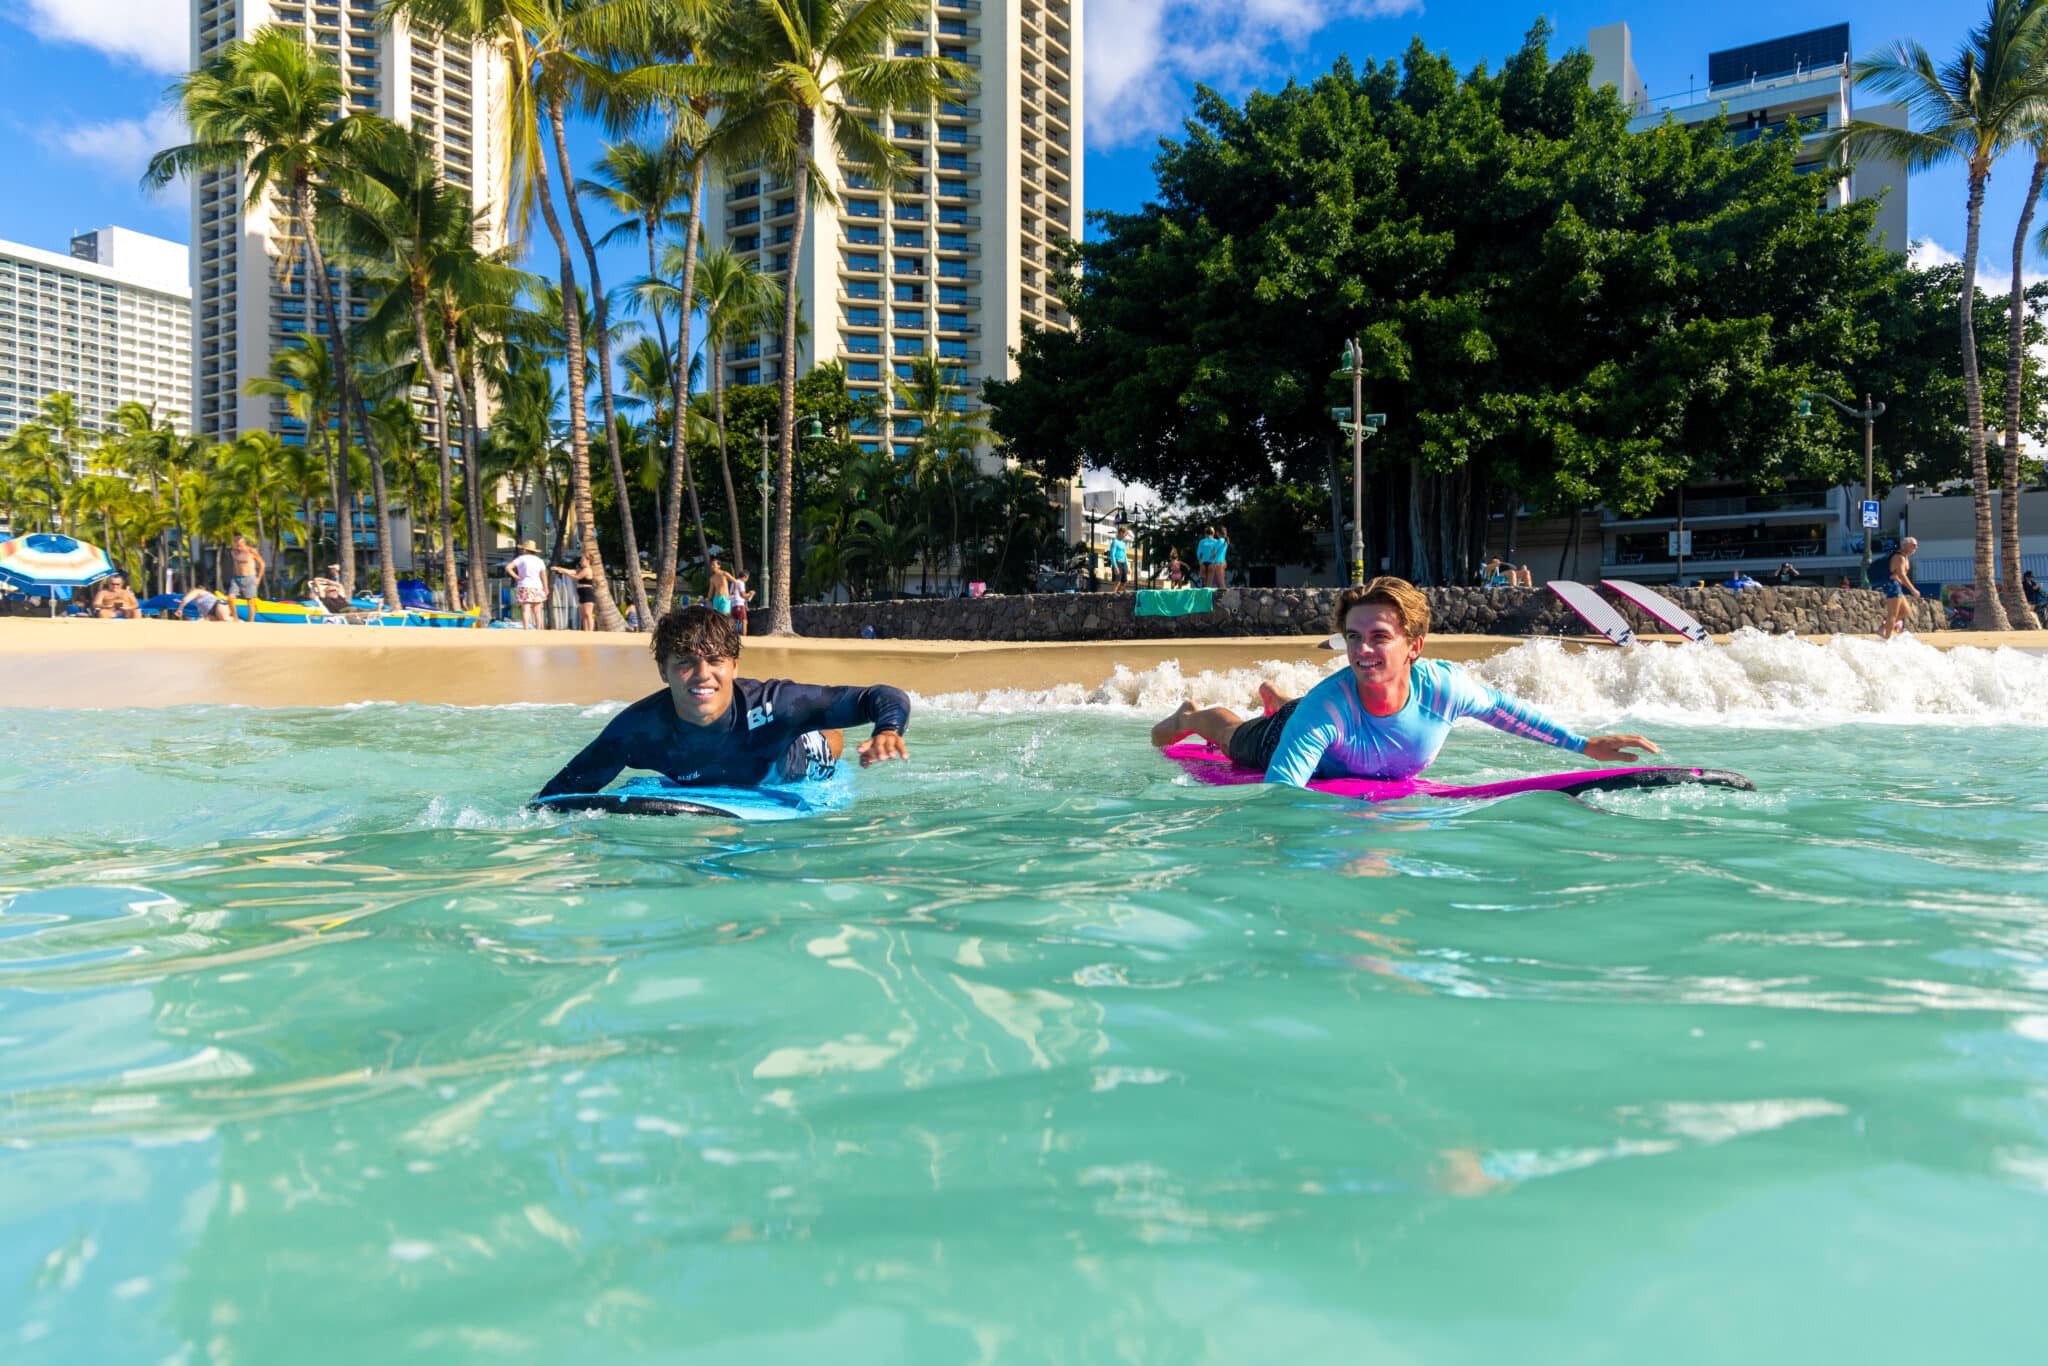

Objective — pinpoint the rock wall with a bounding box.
[788,585,1946,641]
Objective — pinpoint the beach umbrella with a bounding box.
[0,533,116,616]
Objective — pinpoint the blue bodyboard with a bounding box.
[533,774,845,822]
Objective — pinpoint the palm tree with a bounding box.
[245,336,343,574]
[720,0,971,632]
[106,401,186,592]
[391,0,631,630]
[145,27,395,602]
[579,131,698,609]
[331,123,472,607]
[219,431,305,593]
[1835,0,2048,630]
[689,242,784,579]
[894,355,993,590]
[1,423,70,533]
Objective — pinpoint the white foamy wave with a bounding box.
[917,630,2048,726]
[917,655,1345,715]
[1469,631,2048,725]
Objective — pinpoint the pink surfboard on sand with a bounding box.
[1162,743,1753,803]
[1546,581,1636,646]
[1601,579,1710,644]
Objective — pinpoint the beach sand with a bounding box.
[2,617,2040,709]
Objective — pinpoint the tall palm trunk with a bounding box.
[714,351,745,575]
[644,208,680,599]
[550,104,650,629]
[530,105,623,631]
[333,390,356,593]
[447,323,490,611]
[660,157,714,610]
[2001,154,2044,629]
[1961,164,2013,630]
[296,178,398,606]
[410,292,463,609]
[770,114,812,635]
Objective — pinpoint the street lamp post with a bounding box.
[1800,391,1887,582]
[1331,339,1386,587]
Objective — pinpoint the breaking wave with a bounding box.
[916,629,2048,726]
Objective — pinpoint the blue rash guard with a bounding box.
[537,677,910,798]
[1262,657,1586,787]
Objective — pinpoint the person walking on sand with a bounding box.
[1879,536,1920,640]
[1150,577,1658,785]
[228,535,265,621]
[507,540,550,630]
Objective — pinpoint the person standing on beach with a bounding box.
[1167,548,1189,586]
[1194,527,1217,587]
[1210,528,1230,588]
[707,558,735,616]
[228,536,265,621]
[507,540,550,630]
[551,556,597,631]
[730,575,750,635]
[1108,528,1132,591]
[1879,536,1920,640]
[1150,577,1658,784]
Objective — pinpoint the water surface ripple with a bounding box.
[3,700,2047,1363]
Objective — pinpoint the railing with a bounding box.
[937,212,979,228]
[938,24,979,40]
[939,102,978,120]
[842,284,882,301]
[936,266,981,282]
[934,184,982,202]
[937,348,980,364]
[937,293,979,308]
[942,51,981,68]
[936,320,980,336]
[935,132,981,149]
[1607,537,1831,567]
[937,156,979,174]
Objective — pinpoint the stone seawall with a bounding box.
[789,585,1946,641]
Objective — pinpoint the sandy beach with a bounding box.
[3,616,2041,708]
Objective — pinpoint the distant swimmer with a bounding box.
[536,605,910,800]
[1150,577,1658,785]
[1878,536,1920,640]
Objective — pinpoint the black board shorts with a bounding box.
[1227,700,1299,771]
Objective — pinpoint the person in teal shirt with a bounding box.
[1210,527,1229,587]
[1152,577,1659,782]
[1107,528,1132,590]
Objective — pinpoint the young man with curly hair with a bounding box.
[536,605,910,798]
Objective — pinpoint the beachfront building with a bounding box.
[1590,22,1910,253]
[0,228,192,460]
[705,0,1083,483]
[189,0,511,448]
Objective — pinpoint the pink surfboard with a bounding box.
[1601,579,1710,644]
[1162,742,1753,803]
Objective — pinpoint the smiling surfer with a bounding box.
[1150,577,1659,786]
[536,605,909,801]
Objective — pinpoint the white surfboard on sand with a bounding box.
[1601,579,1710,644]
[1547,581,1636,646]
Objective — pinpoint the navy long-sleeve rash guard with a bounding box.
[537,677,911,798]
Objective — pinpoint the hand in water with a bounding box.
[1583,734,1659,764]
[859,731,909,767]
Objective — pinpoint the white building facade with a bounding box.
[0,228,192,461]
[189,0,511,444]
[706,0,1083,464]
[1590,22,1910,253]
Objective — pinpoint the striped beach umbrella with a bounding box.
[0,532,116,593]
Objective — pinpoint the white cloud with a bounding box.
[14,0,189,74]
[47,109,189,197]
[1087,0,1423,147]
[1913,237,2048,297]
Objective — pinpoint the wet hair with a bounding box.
[651,604,741,667]
[1331,576,1430,639]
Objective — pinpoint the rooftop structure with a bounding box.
[1589,21,1910,253]
[0,229,192,458]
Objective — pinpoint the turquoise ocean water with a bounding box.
[4,633,2048,1363]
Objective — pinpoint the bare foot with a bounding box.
[1257,682,1286,715]
[1151,701,1198,748]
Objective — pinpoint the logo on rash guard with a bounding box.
[747,700,773,730]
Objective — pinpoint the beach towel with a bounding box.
[1135,588,1215,618]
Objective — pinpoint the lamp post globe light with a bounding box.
[1799,390,1887,581]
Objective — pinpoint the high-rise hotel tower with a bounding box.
[189,0,511,443]
[707,0,1082,462]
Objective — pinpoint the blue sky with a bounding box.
[0,0,2016,290]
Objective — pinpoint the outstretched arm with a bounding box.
[774,683,913,767]
[536,728,627,799]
